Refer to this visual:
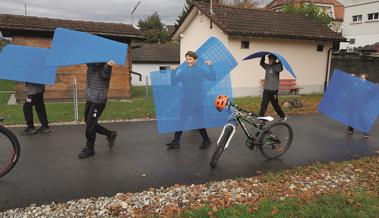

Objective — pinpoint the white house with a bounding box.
[340,0,379,50]
[131,43,180,86]
[172,3,344,97]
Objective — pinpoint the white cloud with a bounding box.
[0,0,186,24]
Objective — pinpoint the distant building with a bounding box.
[340,0,379,50]
[131,43,180,86]
[265,0,345,32]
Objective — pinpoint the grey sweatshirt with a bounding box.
[260,57,283,91]
[26,83,45,95]
[85,63,112,104]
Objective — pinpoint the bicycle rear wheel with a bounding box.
[258,122,293,159]
[210,125,234,168]
[0,125,21,178]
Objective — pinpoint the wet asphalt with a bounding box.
[0,114,378,211]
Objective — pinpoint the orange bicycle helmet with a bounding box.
[215,95,229,112]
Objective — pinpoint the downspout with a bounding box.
[324,46,334,92]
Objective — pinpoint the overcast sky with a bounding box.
[0,0,343,26]
[0,0,188,25]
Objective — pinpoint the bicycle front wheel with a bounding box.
[210,125,234,168]
[0,125,21,178]
[258,122,293,159]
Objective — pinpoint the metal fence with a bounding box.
[0,79,79,126]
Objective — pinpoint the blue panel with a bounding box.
[46,27,128,66]
[0,45,57,84]
[243,51,297,79]
[151,37,236,133]
[318,69,379,133]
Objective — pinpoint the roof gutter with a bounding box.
[0,26,145,39]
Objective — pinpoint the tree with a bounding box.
[282,2,333,25]
[138,12,169,43]
[175,0,256,26]
[176,0,211,26]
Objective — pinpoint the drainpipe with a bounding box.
[324,47,334,92]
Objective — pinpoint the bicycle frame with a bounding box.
[217,102,268,149]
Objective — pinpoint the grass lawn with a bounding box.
[0,80,15,91]
[184,190,379,218]
[0,85,322,125]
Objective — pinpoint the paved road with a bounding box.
[0,114,378,210]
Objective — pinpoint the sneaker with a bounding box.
[363,133,371,139]
[280,116,288,122]
[166,140,180,148]
[20,126,36,135]
[346,130,354,134]
[107,131,117,148]
[78,147,95,159]
[35,126,51,134]
[199,139,212,149]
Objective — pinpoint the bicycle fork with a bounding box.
[217,123,236,150]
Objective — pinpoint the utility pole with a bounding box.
[24,3,27,16]
[131,0,141,26]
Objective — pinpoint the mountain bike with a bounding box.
[211,97,293,168]
[0,117,21,177]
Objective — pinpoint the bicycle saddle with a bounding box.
[257,116,274,122]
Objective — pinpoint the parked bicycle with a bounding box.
[210,95,293,168]
[0,117,20,178]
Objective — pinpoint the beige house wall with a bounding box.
[178,11,332,97]
[179,8,228,62]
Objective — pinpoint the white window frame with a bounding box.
[367,12,379,21]
[314,3,335,19]
[352,15,363,23]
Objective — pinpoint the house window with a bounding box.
[368,12,379,21]
[159,66,170,70]
[315,4,335,19]
[349,38,356,44]
[241,41,250,49]
[352,15,362,22]
[317,44,324,52]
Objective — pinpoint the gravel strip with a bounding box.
[1,155,378,217]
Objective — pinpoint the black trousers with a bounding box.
[259,90,285,118]
[85,101,111,148]
[23,92,49,127]
[173,128,209,143]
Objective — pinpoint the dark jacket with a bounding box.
[85,63,112,104]
[26,83,45,95]
[260,57,283,91]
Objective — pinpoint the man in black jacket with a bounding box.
[78,60,118,158]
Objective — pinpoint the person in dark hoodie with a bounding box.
[78,60,118,159]
[259,54,287,121]
[20,82,51,135]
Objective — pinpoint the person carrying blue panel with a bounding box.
[259,54,287,121]
[78,60,118,159]
[166,51,216,149]
[346,72,371,139]
[20,83,51,135]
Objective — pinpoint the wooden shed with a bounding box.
[0,14,145,102]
